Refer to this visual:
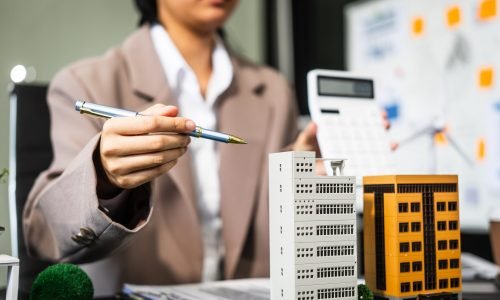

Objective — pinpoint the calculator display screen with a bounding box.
[317,76,374,99]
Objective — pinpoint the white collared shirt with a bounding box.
[150,24,233,282]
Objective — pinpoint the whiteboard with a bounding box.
[346,0,500,231]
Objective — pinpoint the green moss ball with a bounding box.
[30,263,93,300]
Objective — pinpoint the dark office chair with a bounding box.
[8,83,53,299]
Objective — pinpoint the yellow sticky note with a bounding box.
[412,17,424,36]
[477,138,486,161]
[479,0,496,21]
[447,6,461,28]
[479,67,494,88]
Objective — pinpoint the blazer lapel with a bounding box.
[218,59,271,278]
[122,26,202,274]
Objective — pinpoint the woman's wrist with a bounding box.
[93,140,122,199]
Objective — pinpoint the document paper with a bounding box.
[123,278,270,300]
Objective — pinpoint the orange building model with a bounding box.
[363,175,461,300]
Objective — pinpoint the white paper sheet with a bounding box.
[123,278,270,300]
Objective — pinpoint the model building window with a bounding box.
[449,221,458,230]
[438,240,447,250]
[411,222,421,232]
[448,201,458,211]
[412,241,422,252]
[437,221,447,231]
[399,222,409,232]
[398,203,408,213]
[439,279,448,289]
[413,281,422,291]
[449,239,459,250]
[400,262,410,273]
[451,278,460,288]
[400,242,410,253]
[437,201,446,211]
[412,261,422,272]
[438,259,448,269]
[450,258,460,269]
[400,282,410,293]
[411,202,420,212]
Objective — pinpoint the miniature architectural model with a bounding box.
[269,151,357,300]
[363,175,461,300]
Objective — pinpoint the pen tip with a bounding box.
[228,136,247,144]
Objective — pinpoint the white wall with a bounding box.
[0,0,264,288]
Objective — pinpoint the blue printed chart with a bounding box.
[346,0,500,231]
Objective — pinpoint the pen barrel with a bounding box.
[187,127,229,143]
[76,101,138,118]
[75,101,244,144]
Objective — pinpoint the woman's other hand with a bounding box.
[292,121,321,155]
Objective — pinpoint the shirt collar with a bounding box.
[150,24,233,106]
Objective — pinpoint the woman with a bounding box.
[24,0,318,295]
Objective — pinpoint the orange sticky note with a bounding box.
[479,0,496,21]
[412,17,424,36]
[477,138,486,161]
[479,67,494,88]
[434,132,447,145]
[447,6,461,28]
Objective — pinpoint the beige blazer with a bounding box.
[23,26,298,294]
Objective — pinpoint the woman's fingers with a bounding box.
[101,133,191,156]
[104,147,188,176]
[104,115,196,136]
[110,159,179,189]
[140,104,179,117]
[293,122,318,151]
[293,122,322,157]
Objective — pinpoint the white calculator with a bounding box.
[307,69,392,181]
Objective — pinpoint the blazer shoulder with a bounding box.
[50,47,128,95]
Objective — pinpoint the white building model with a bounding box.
[269,151,357,300]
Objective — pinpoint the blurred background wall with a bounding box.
[0,0,264,288]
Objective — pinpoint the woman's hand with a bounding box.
[292,121,321,155]
[292,122,326,174]
[96,104,195,195]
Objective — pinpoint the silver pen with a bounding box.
[74,101,246,144]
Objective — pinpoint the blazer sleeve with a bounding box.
[23,68,153,264]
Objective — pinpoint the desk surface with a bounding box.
[1,280,499,300]
[462,281,500,300]
[116,278,500,300]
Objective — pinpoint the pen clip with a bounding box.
[78,106,113,119]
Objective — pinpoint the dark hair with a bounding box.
[134,0,158,26]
